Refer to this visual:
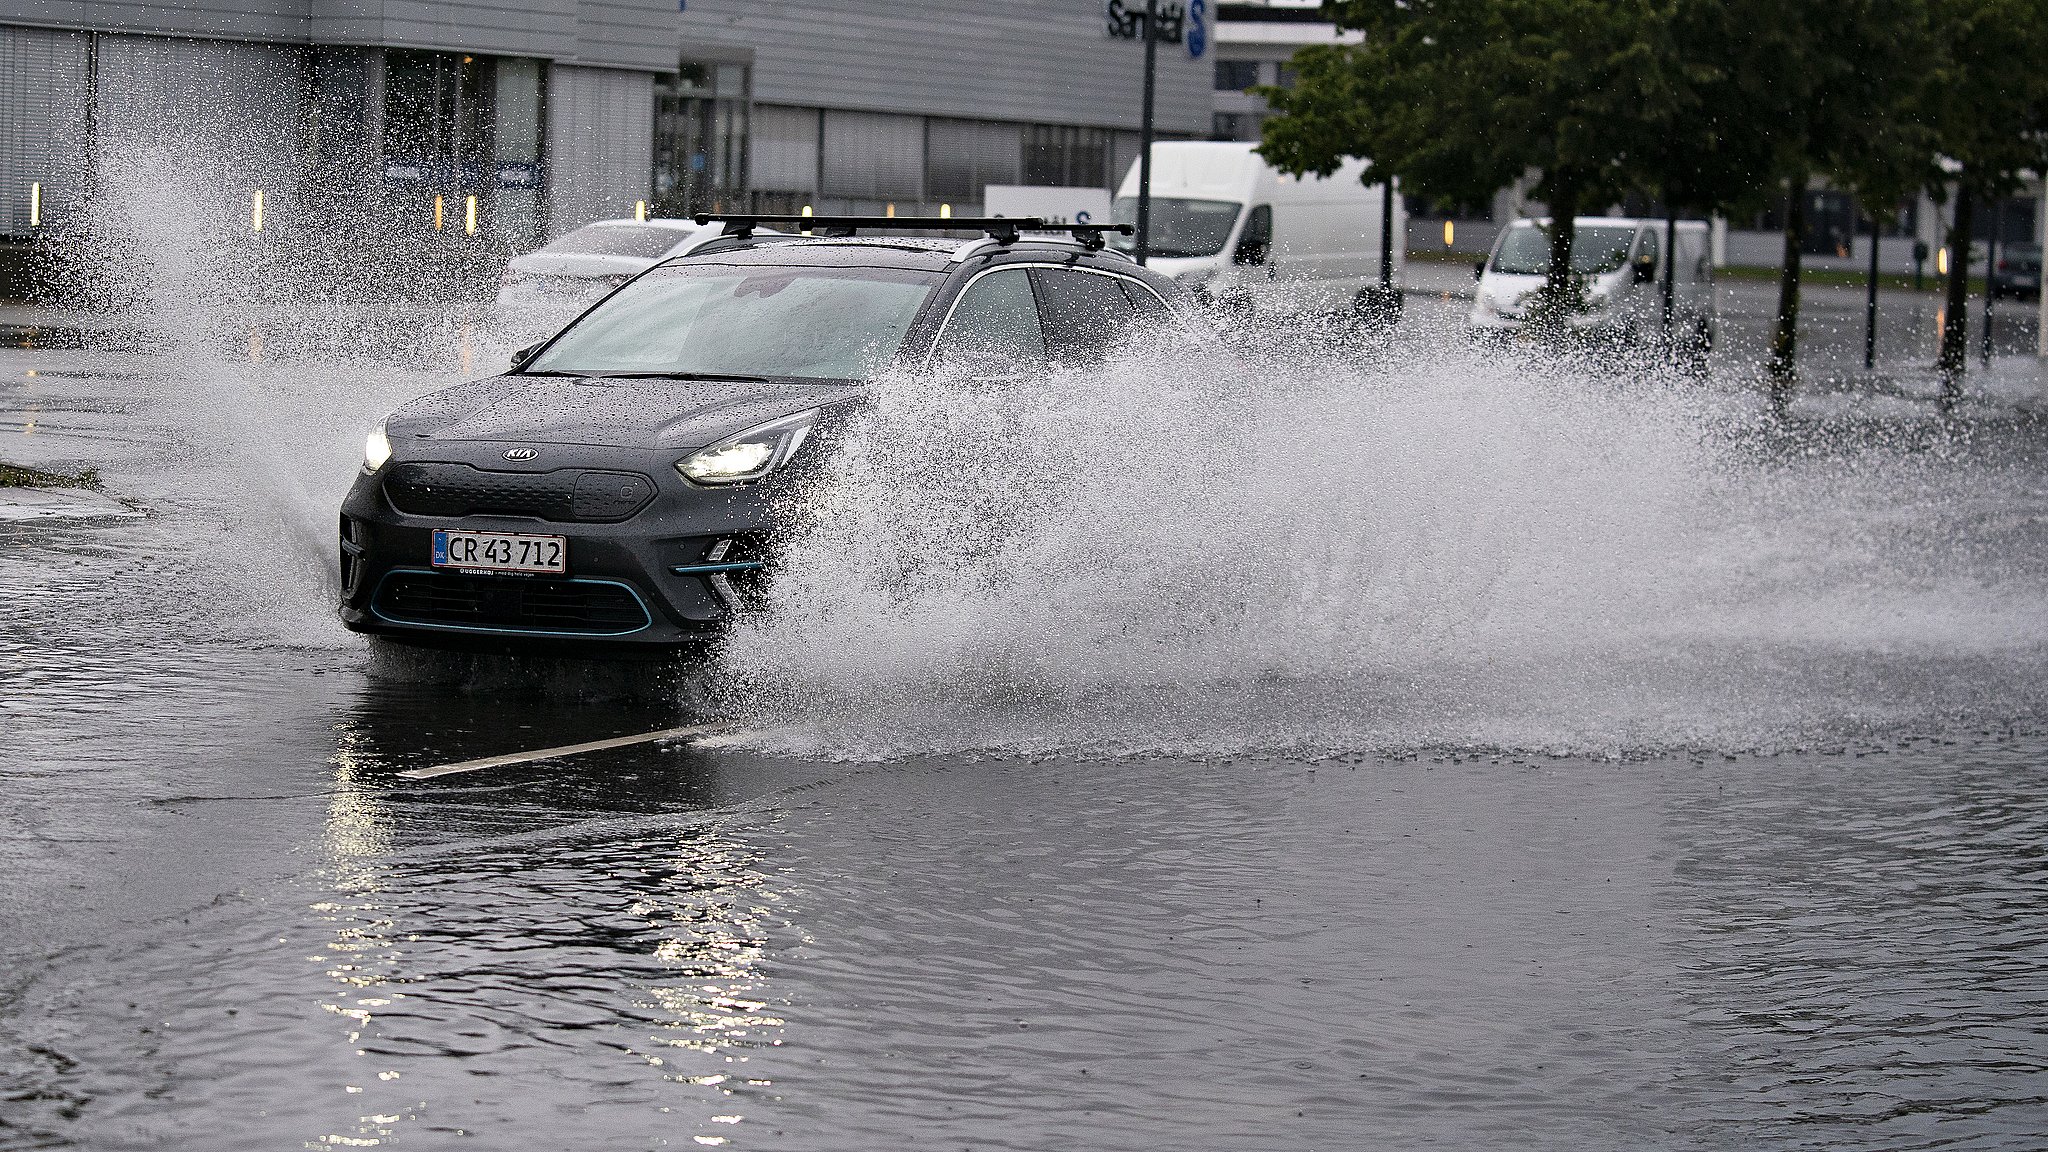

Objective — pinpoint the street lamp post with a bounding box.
[1865,210,1880,371]
[1135,0,1158,266]
[1982,204,1999,366]
[2037,183,2047,357]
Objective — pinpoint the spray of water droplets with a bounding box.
[712,336,2048,759]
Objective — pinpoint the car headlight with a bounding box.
[363,420,392,473]
[676,409,817,486]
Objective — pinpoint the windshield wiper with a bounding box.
[556,370,783,383]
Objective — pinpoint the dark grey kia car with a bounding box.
[339,215,1200,652]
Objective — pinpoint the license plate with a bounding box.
[432,529,567,574]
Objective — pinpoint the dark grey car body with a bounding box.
[339,234,1198,652]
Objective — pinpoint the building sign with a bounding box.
[496,162,545,189]
[984,185,1114,231]
[1106,0,1208,58]
[384,158,546,190]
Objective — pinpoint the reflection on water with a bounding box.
[1,635,2046,1148]
[289,690,792,1150]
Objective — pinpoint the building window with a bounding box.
[654,60,750,216]
[381,50,546,241]
[1214,60,1260,91]
[1211,112,1259,142]
[1023,125,1108,189]
[927,118,1021,203]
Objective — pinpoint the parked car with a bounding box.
[1107,141,1404,316]
[493,218,752,318]
[341,217,1202,652]
[1991,242,2041,300]
[1469,217,1716,347]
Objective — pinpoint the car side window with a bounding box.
[1032,268,1141,364]
[931,267,1046,374]
[1118,278,1174,324]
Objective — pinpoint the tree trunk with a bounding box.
[1539,185,1580,327]
[1768,178,1805,399]
[1937,185,1974,398]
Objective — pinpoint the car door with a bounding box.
[926,265,1048,379]
[1030,266,1146,367]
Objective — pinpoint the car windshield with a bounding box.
[524,263,942,382]
[1107,197,1243,258]
[537,224,695,259]
[1491,224,1640,276]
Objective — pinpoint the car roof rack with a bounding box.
[693,213,1134,250]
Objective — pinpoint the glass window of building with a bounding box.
[655,60,751,217]
[1214,60,1260,91]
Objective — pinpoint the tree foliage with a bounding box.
[1259,0,2047,381]
[1920,0,2048,382]
[1260,0,1689,313]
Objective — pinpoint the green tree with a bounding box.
[1919,0,2048,394]
[1684,0,1933,391]
[1259,0,1684,322]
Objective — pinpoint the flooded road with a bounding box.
[6,296,2048,1150]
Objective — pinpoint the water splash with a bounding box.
[45,128,537,648]
[715,338,2048,758]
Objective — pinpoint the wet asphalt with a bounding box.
[4,286,2048,1150]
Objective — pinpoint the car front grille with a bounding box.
[373,570,652,635]
[383,462,656,523]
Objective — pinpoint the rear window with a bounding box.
[537,224,693,259]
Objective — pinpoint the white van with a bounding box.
[1470,217,1715,343]
[1110,141,1403,315]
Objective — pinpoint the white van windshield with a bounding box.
[1491,224,1639,276]
[1108,197,1243,258]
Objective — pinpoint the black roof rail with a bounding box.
[693,213,1134,250]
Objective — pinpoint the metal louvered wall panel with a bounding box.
[924,118,1019,201]
[546,63,653,229]
[819,109,922,202]
[93,35,308,158]
[748,104,817,195]
[676,0,1210,137]
[0,25,90,233]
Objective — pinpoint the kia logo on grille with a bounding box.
[503,447,538,461]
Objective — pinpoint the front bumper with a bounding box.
[1468,302,1629,331]
[339,442,784,651]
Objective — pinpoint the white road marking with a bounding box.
[398,723,730,780]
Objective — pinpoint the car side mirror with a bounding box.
[510,342,544,371]
[1233,239,1269,266]
[1632,255,1657,284]
[1473,260,1486,280]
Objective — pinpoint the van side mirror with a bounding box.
[510,342,544,371]
[1632,254,1658,284]
[1234,205,1273,266]
[1473,260,1486,280]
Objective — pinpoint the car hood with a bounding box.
[388,375,864,450]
